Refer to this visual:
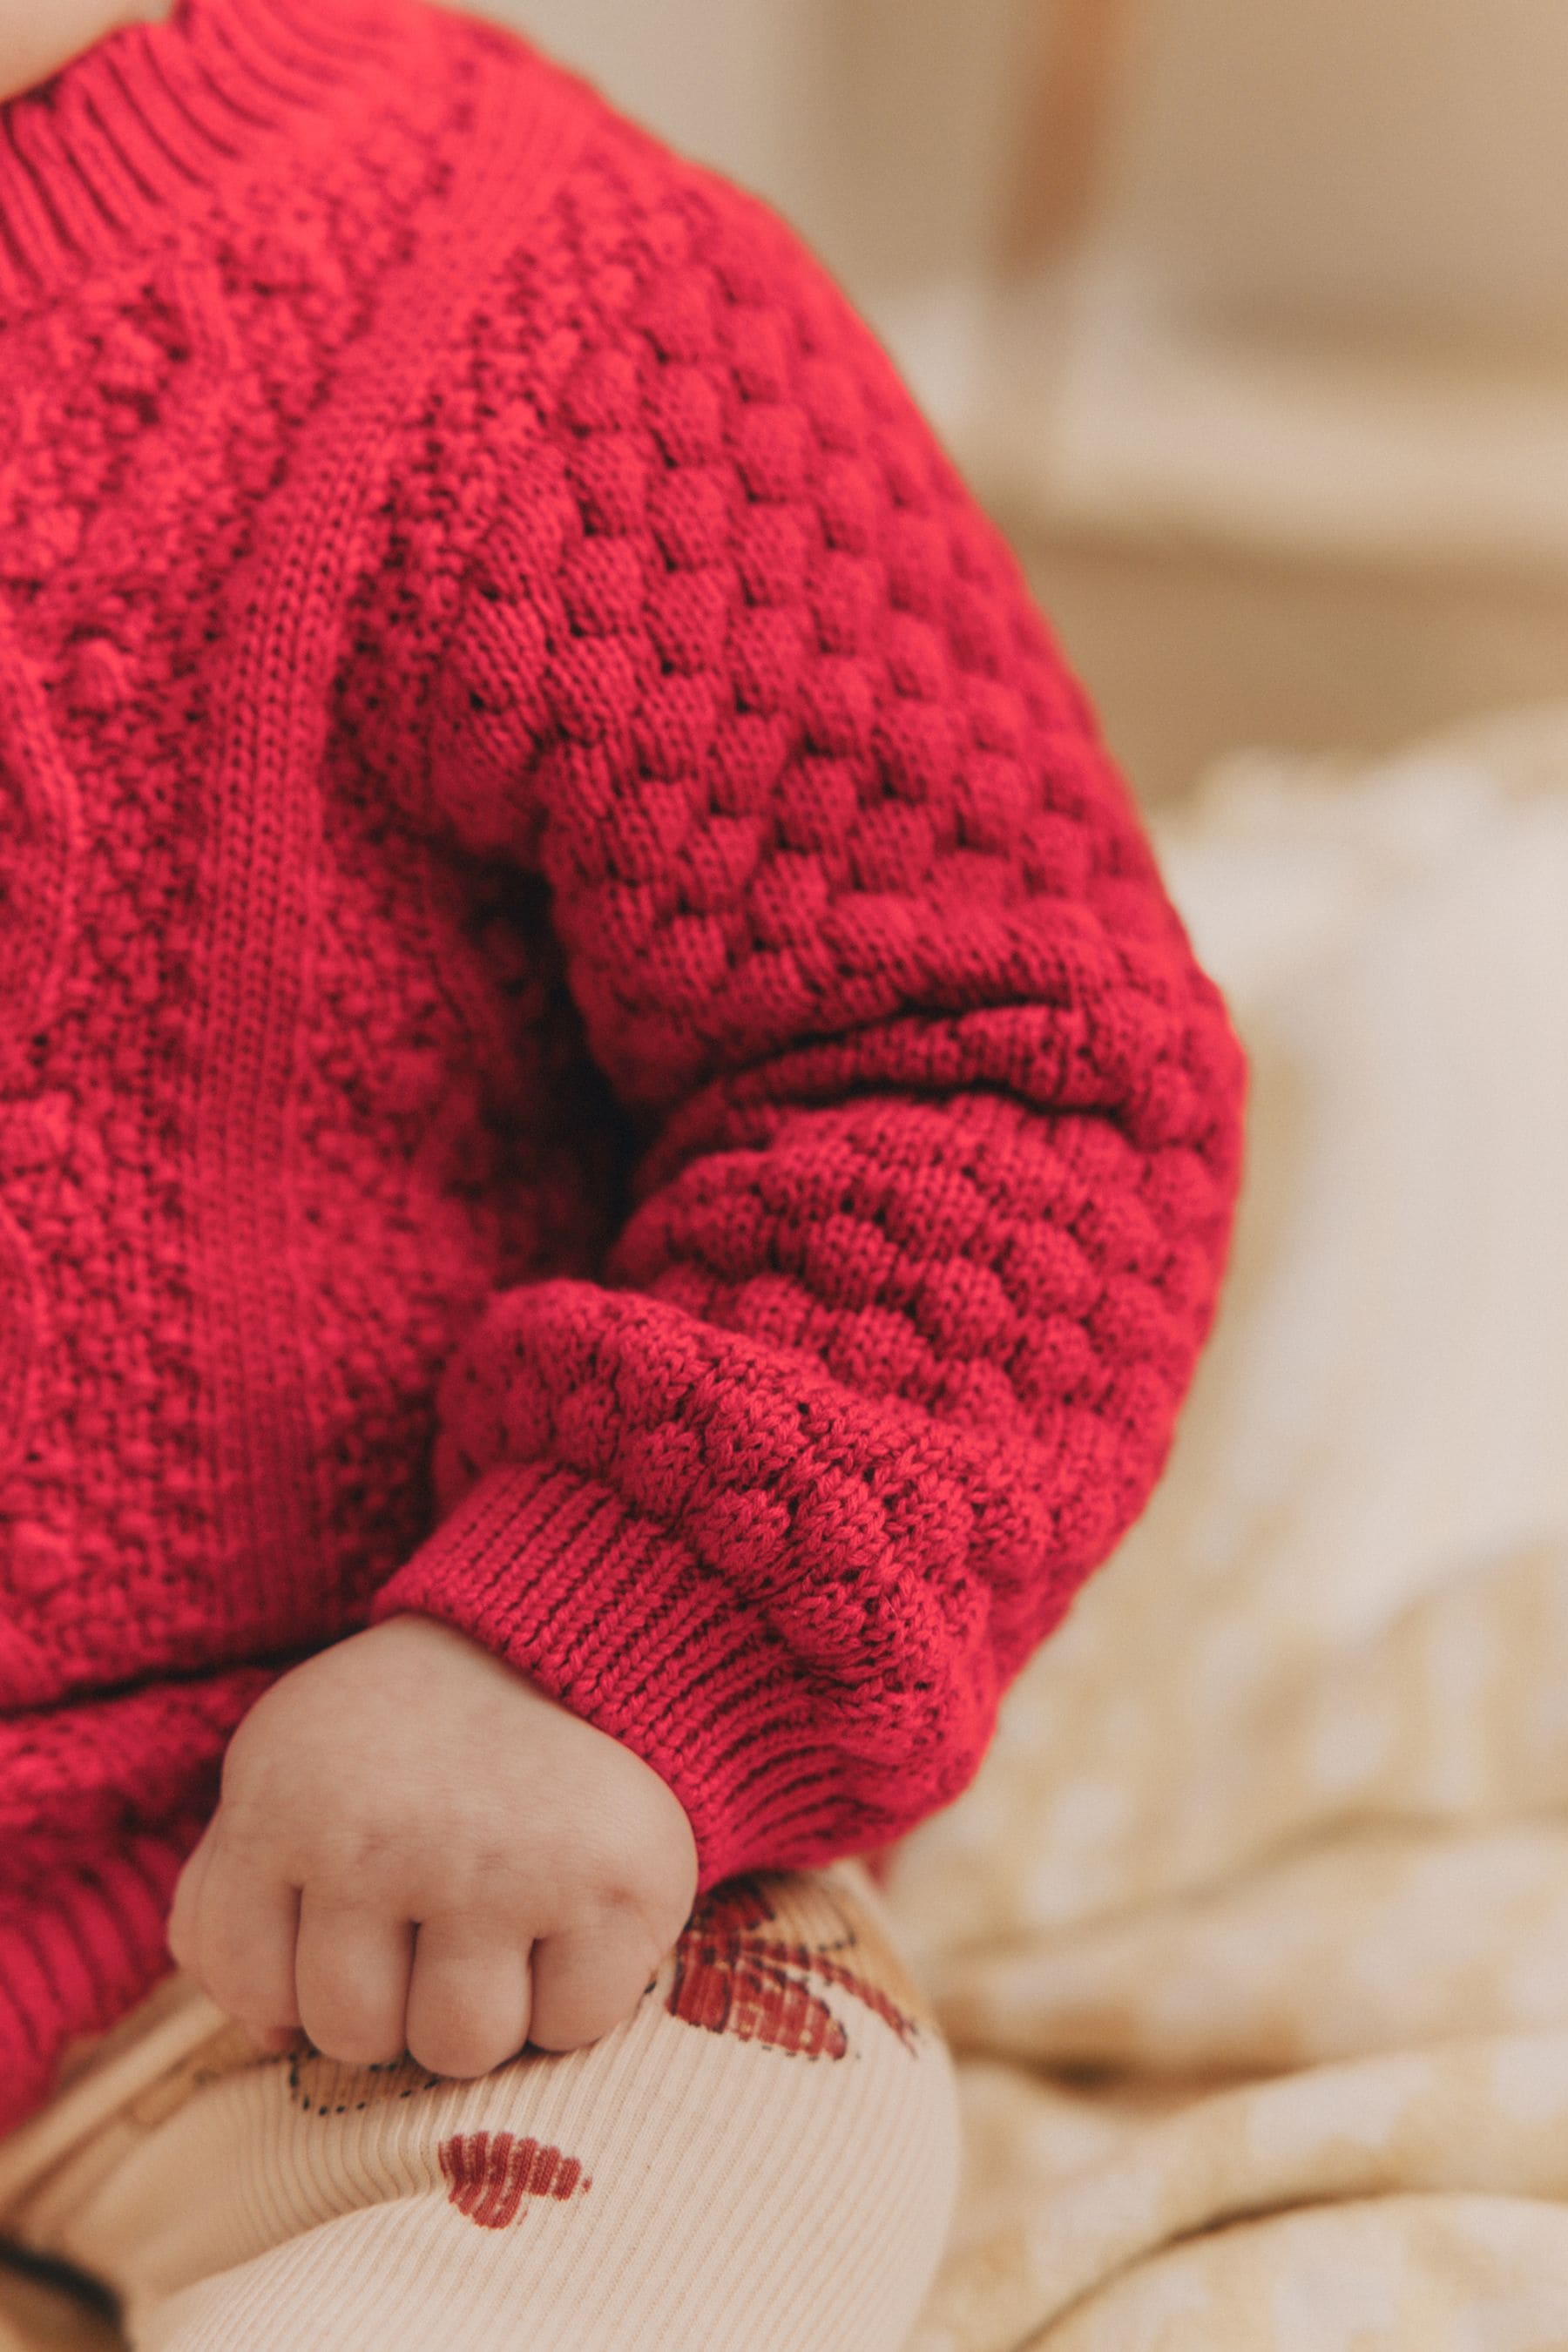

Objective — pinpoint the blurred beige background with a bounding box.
[457,0,1568,802]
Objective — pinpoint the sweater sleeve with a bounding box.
[365,128,1247,1896]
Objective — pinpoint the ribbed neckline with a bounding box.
[0,0,421,313]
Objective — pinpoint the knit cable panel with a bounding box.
[368,112,1248,1893]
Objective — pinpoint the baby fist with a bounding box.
[166,1613,700,2078]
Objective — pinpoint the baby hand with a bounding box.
[166,1613,700,2078]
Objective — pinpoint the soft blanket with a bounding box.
[894,705,1568,2349]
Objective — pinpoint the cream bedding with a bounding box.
[895,705,1568,2349]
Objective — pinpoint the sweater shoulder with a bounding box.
[389,1,890,367]
[338,64,951,832]
[348,46,1166,902]
[436,46,921,440]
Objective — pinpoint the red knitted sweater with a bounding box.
[0,0,1245,2133]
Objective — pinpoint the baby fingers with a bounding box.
[166,1823,303,2048]
[526,1909,665,2055]
[404,1916,532,2078]
[294,1892,415,2066]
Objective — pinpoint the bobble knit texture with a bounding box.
[0,0,1245,2133]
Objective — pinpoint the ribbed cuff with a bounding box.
[366,1457,852,1896]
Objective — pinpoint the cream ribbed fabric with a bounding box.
[0,1861,959,2351]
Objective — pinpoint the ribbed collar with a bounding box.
[0,0,422,314]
